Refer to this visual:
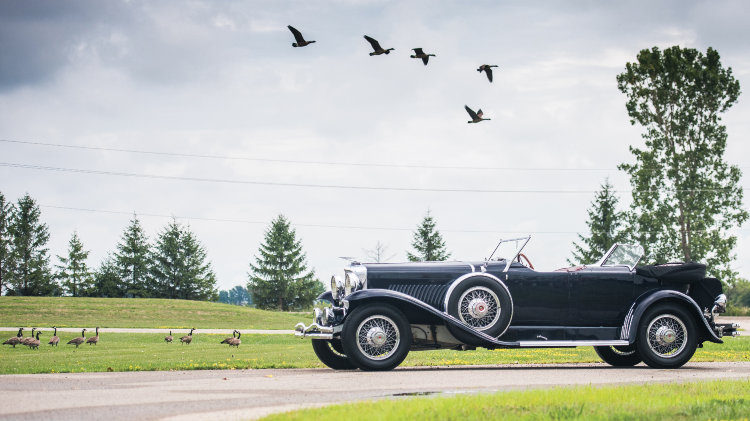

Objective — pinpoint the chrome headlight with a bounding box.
[344,272,359,296]
[330,274,343,301]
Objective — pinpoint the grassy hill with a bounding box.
[0,297,307,329]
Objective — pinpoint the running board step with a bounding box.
[518,340,629,348]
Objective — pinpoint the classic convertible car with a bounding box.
[294,237,739,371]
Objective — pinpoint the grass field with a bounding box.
[0,297,306,329]
[1,332,748,374]
[262,379,750,420]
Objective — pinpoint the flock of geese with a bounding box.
[287,25,498,124]
[2,327,243,349]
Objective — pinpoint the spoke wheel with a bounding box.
[636,304,697,369]
[341,304,411,371]
[446,276,513,345]
[458,287,501,330]
[311,339,356,370]
[594,345,642,367]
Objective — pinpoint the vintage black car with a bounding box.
[294,237,739,371]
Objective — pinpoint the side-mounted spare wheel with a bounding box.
[636,303,698,369]
[594,345,642,367]
[311,339,357,370]
[445,275,513,345]
[341,303,412,371]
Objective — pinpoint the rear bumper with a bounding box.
[294,322,334,340]
[713,322,741,338]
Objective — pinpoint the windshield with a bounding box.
[487,236,530,272]
[598,244,644,270]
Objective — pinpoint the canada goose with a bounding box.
[364,35,394,56]
[465,105,491,123]
[86,327,99,345]
[20,328,36,346]
[48,327,59,346]
[410,48,436,65]
[228,330,241,348]
[220,330,235,344]
[287,25,316,47]
[67,328,86,348]
[26,331,42,350]
[180,328,195,345]
[477,64,499,82]
[164,330,173,343]
[2,327,23,348]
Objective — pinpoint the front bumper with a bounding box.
[294,322,335,340]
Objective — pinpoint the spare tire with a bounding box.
[445,275,513,345]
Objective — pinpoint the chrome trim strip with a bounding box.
[295,332,334,340]
[518,340,629,347]
[443,272,514,338]
[621,303,636,340]
[467,263,475,272]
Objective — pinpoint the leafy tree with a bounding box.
[363,240,396,262]
[248,214,322,311]
[92,254,124,298]
[115,215,152,297]
[568,179,627,265]
[0,192,12,295]
[150,219,217,301]
[617,46,747,283]
[218,290,230,304]
[55,231,93,296]
[6,194,55,295]
[229,285,251,306]
[407,211,451,261]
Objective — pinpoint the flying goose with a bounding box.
[86,327,99,345]
[410,48,436,65]
[2,327,23,348]
[364,35,394,56]
[477,64,499,82]
[67,329,86,348]
[48,327,59,346]
[287,25,316,47]
[465,105,491,123]
[180,328,195,345]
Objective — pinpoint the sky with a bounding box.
[1,0,749,292]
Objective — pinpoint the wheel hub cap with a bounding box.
[468,299,489,319]
[655,326,677,345]
[366,327,387,347]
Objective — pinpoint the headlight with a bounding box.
[345,272,358,296]
[330,274,343,301]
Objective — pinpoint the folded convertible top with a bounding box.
[635,262,707,282]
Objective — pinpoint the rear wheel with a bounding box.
[341,304,411,371]
[636,304,697,369]
[311,339,356,370]
[594,345,642,367]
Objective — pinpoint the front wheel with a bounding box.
[311,339,356,370]
[636,304,697,369]
[340,304,412,371]
[594,345,642,367]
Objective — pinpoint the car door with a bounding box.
[568,269,636,326]
[501,266,570,326]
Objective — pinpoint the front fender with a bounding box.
[622,290,721,345]
[344,289,519,348]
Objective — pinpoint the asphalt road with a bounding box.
[1,362,749,420]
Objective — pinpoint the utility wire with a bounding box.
[1,162,745,194]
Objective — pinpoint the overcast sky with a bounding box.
[1,0,748,292]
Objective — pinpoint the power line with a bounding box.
[1,162,745,194]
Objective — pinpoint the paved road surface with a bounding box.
[1,362,749,420]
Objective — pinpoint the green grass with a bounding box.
[1,333,749,375]
[262,379,750,420]
[0,297,306,329]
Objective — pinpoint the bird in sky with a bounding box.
[465,105,491,123]
[410,48,436,65]
[364,35,394,56]
[477,64,499,82]
[288,25,316,47]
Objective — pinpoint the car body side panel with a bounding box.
[568,271,636,326]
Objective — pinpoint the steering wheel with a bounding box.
[517,253,535,270]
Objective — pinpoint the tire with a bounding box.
[594,345,642,367]
[636,303,697,369]
[445,276,513,345]
[311,339,357,370]
[340,303,412,371]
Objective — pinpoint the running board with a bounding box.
[518,340,629,348]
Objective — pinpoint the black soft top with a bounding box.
[635,262,706,282]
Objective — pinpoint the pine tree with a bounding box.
[115,215,152,297]
[569,179,627,265]
[150,219,217,301]
[6,194,55,295]
[248,215,322,311]
[0,192,12,295]
[92,254,124,298]
[55,232,93,296]
[407,211,451,262]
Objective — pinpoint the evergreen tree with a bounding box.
[92,254,123,298]
[247,215,321,311]
[115,215,152,297]
[0,192,12,295]
[6,194,55,295]
[55,232,93,296]
[150,219,217,301]
[569,179,627,265]
[617,46,747,282]
[407,211,451,262]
